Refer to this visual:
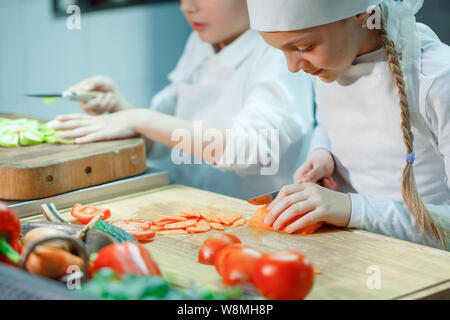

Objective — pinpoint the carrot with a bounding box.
[179,207,201,218]
[25,246,83,279]
[248,205,323,235]
[313,266,323,275]
[150,225,163,231]
[231,218,247,227]
[217,212,242,226]
[199,209,222,223]
[163,219,198,230]
[158,230,188,235]
[155,219,179,226]
[210,222,225,231]
[186,220,211,233]
[156,214,187,221]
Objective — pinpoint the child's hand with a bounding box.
[52,109,143,144]
[265,183,351,233]
[68,75,130,115]
[294,148,337,190]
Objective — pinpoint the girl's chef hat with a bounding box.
[247,0,425,136]
[247,0,381,32]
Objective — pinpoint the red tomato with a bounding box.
[91,242,161,276]
[214,244,262,286]
[71,203,111,224]
[110,220,155,241]
[253,251,314,300]
[198,234,241,265]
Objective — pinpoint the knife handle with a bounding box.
[62,90,103,102]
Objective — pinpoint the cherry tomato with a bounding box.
[71,203,111,224]
[91,242,161,276]
[198,233,241,265]
[214,244,262,286]
[110,220,155,241]
[253,251,314,300]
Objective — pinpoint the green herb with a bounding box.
[82,269,246,300]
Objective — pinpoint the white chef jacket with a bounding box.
[147,30,315,199]
[311,24,450,249]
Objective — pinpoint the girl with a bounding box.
[52,0,315,199]
[247,0,450,249]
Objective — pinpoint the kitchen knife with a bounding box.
[25,90,98,102]
[247,190,279,205]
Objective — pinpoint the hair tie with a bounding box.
[406,152,416,164]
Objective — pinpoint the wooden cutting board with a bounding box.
[23,184,450,300]
[0,138,147,200]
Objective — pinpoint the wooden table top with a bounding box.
[22,184,450,300]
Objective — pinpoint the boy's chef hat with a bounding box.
[247,0,382,32]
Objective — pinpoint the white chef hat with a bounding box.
[247,0,382,32]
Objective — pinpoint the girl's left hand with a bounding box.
[51,109,143,144]
[265,183,352,233]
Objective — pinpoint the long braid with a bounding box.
[378,4,447,250]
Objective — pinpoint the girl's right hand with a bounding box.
[67,75,130,115]
[294,149,338,191]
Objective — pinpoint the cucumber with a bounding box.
[92,219,137,243]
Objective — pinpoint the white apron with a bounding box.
[314,56,448,205]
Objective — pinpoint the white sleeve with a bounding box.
[214,48,314,175]
[149,84,177,116]
[425,71,450,195]
[348,193,450,249]
[309,124,331,153]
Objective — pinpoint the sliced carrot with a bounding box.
[156,215,187,222]
[164,219,198,230]
[179,207,201,218]
[200,209,222,223]
[186,220,211,233]
[155,219,179,226]
[217,212,242,226]
[231,218,247,227]
[158,229,188,235]
[247,205,323,235]
[210,222,225,231]
[313,266,323,275]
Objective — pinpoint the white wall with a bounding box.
[0,0,191,120]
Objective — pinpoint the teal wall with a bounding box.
[0,0,190,120]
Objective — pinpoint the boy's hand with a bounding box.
[294,148,337,190]
[68,75,131,115]
[52,109,144,144]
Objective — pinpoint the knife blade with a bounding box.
[247,190,279,205]
[25,90,98,102]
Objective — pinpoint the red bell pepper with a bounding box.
[90,242,161,277]
[0,202,22,266]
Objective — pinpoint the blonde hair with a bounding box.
[378,3,447,250]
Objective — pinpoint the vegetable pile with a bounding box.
[0,118,73,147]
[151,207,247,236]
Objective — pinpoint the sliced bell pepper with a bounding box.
[90,242,162,277]
[0,202,22,266]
